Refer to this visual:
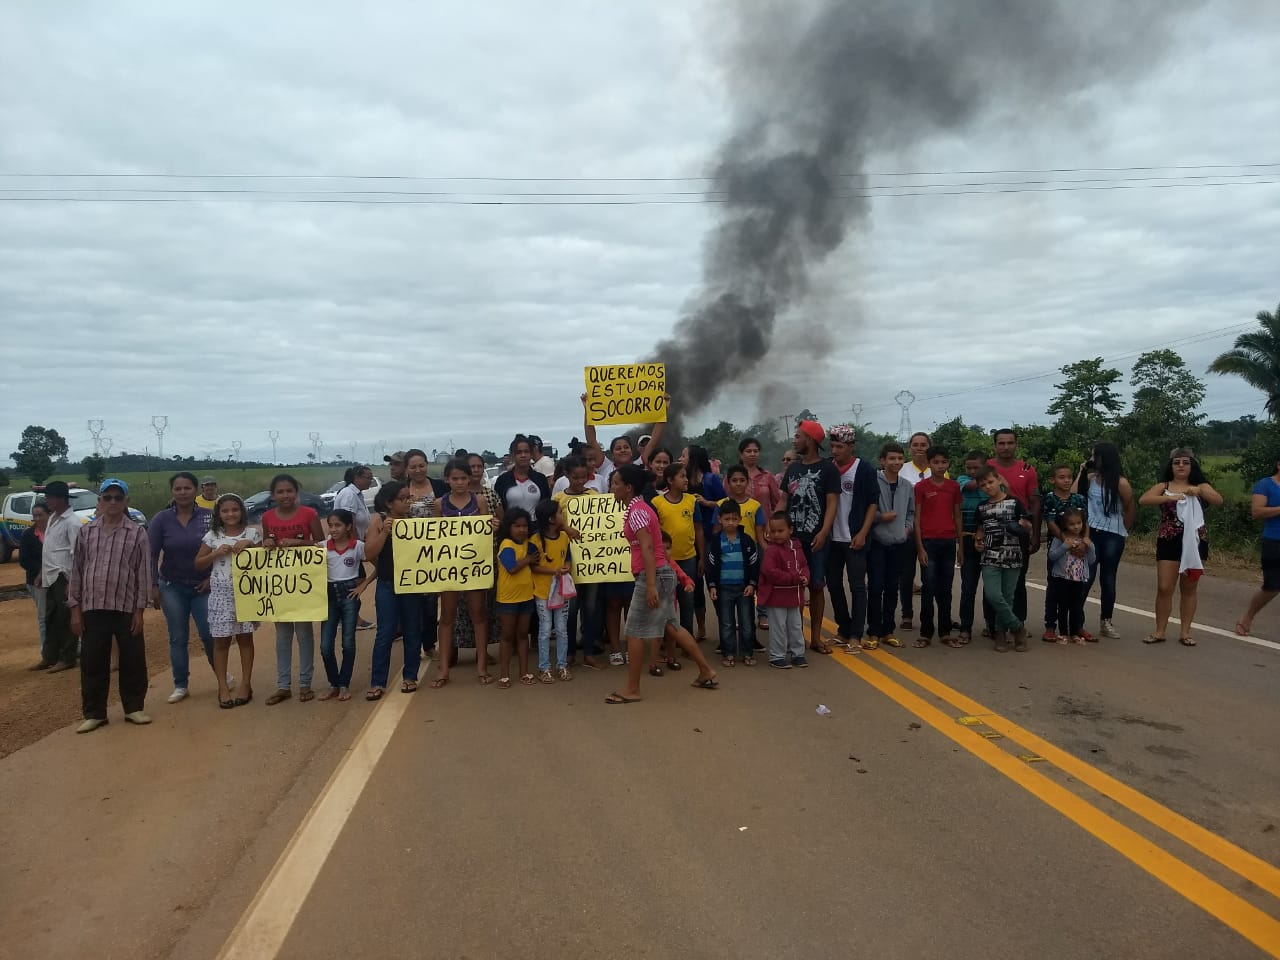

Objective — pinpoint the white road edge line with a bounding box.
[1025,580,1280,652]
[216,692,416,960]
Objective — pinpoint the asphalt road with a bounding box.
[2,559,1278,960]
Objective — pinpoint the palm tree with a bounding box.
[1208,303,1280,419]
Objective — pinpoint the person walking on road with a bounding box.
[604,464,717,704]
[19,501,50,662]
[778,421,839,655]
[1236,453,1280,636]
[149,471,216,703]
[1138,448,1223,646]
[1080,442,1135,639]
[31,480,81,673]
[68,479,153,733]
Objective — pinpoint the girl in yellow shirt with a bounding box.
[496,508,539,688]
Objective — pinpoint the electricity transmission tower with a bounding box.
[151,416,169,460]
[231,441,242,463]
[87,419,105,456]
[309,432,321,460]
[268,430,280,463]
[349,440,358,461]
[895,391,916,440]
[850,403,863,423]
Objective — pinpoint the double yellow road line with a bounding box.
[809,616,1280,957]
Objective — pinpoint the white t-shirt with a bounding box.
[900,462,931,485]
[531,455,556,479]
[326,538,367,583]
[332,483,371,538]
[553,472,610,496]
[201,528,262,591]
[831,458,861,543]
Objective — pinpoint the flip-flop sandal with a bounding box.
[429,677,449,689]
[649,665,665,677]
[497,677,512,689]
[811,643,833,655]
[266,689,292,706]
[1234,622,1250,636]
[665,658,683,671]
[401,680,419,693]
[1142,635,1167,644]
[605,692,641,704]
[721,657,735,667]
[860,638,879,650]
[219,697,235,709]
[691,676,719,689]
[298,688,315,703]
[743,657,757,666]
[477,673,495,685]
[1179,636,1197,646]
[337,689,351,701]
[881,636,903,648]
[318,688,340,701]
[913,638,931,648]
[365,687,384,701]
[520,674,536,686]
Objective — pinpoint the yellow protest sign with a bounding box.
[232,546,327,622]
[392,516,495,593]
[583,362,667,426]
[562,493,632,583]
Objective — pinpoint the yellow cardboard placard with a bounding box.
[561,494,632,583]
[232,546,327,622]
[391,516,495,593]
[583,362,667,426]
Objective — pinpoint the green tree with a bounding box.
[83,454,106,483]
[1208,303,1280,419]
[929,417,991,459]
[10,425,69,484]
[1046,357,1124,451]
[1117,350,1206,487]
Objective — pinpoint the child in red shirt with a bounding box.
[758,513,810,669]
[913,447,962,646]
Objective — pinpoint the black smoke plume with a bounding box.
[653,0,1190,428]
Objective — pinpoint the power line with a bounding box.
[3,178,1278,206]
[2,161,1278,181]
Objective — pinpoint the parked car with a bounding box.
[243,489,331,524]
[0,485,147,563]
[319,475,381,511]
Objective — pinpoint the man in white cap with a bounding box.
[68,479,154,733]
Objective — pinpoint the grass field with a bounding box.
[26,466,382,519]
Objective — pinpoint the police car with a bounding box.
[0,484,147,562]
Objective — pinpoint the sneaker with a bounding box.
[28,659,56,671]
[1041,629,1059,643]
[1077,629,1096,642]
[791,657,810,668]
[357,619,375,631]
[76,718,108,734]
[1100,619,1120,639]
[46,660,77,673]
[124,711,152,725]
[167,687,188,704]
[768,659,792,669]
[609,652,625,667]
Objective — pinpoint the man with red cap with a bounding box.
[778,420,840,655]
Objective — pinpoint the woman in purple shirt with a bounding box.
[148,471,218,703]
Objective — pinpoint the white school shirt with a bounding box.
[325,538,367,582]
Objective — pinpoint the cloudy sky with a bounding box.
[2,1,1278,466]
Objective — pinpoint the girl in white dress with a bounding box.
[195,494,261,709]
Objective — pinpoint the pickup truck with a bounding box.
[0,486,147,563]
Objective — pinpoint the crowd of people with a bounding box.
[16,398,1279,730]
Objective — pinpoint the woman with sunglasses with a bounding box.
[1138,448,1223,646]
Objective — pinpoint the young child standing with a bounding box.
[758,512,809,669]
[435,458,493,687]
[552,456,605,671]
[1041,464,1089,642]
[318,509,371,701]
[974,466,1032,652]
[531,499,573,683]
[866,443,914,650]
[651,463,705,640]
[194,494,260,709]
[1048,508,1095,645]
[260,474,324,705]
[705,500,760,666]
[717,465,767,545]
[496,507,539,688]
[954,450,990,645]
[913,446,962,647]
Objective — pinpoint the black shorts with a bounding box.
[1155,536,1209,564]
[1262,538,1280,592]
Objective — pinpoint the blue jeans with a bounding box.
[982,565,1022,632]
[371,579,423,688]
[919,538,956,638]
[535,598,569,671]
[867,540,905,637]
[159,579,213,687]
[958,536,984,632]
[321,580,360,689]
[274,621,314,689]
[825,540,868,641]
[716,583,755,658]
[675,558,699,634]
[1088,529,1126,620]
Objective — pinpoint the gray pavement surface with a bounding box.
[2,559,1277,960]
